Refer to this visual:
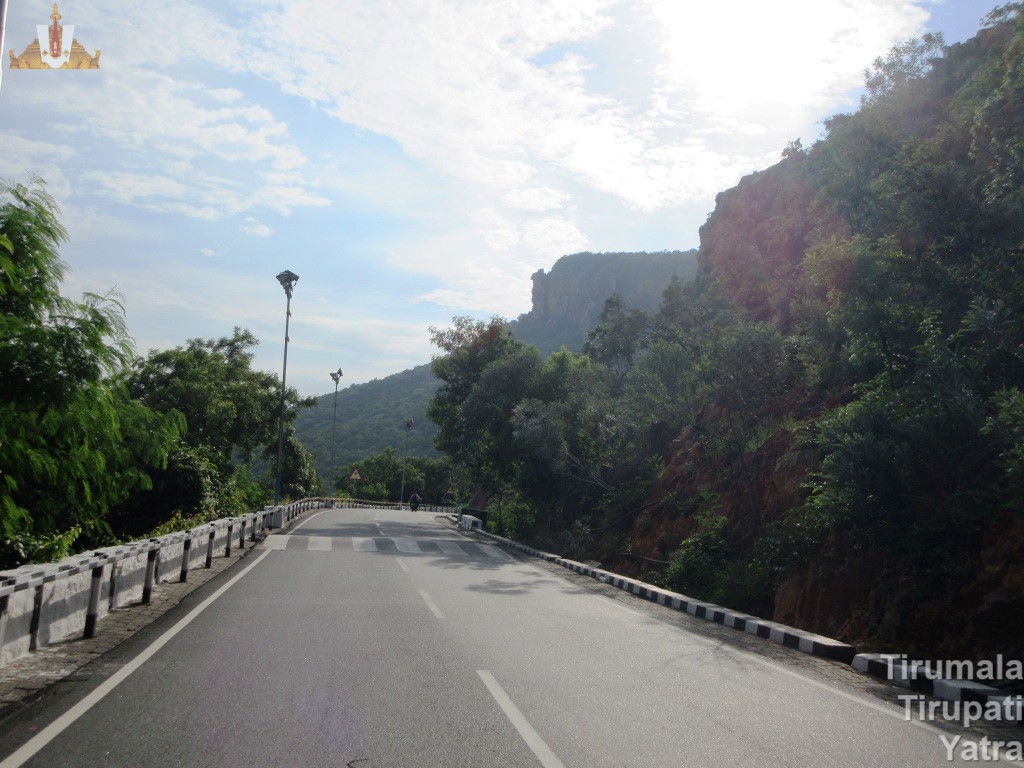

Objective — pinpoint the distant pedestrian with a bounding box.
[409,492,421,512]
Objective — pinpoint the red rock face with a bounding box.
[626,407,1024,659]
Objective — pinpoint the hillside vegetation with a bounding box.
[294,251,698,483]
[425,7,1024,659]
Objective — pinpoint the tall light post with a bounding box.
[398,417,413,509]
[328,368,343,508]
[0,0,9,96]
[274,270,299,506]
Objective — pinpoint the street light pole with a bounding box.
[274,270,299,506]
[328,368,343,508]
[398,417,413,509]
[0,0,9,96]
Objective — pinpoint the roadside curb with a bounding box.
[466,523,1024,725]
[853,653,1023,723]
[472,528,856,664]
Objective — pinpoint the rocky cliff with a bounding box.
[513,250,697,356]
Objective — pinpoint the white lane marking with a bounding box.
[263,536,288,550]
[393,538,421,554]
[352,538,378,552]
[307,537,332,551]
[477,671,566,768]
[436,541,465,556]
[397,558,409,573]
[418,589,444,619]
[290,510,327,532]
[0,549,274,768]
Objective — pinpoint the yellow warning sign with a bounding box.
[349,469,362,481]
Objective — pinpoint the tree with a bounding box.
[862,33,945,105]
[115,328,317,531]
[583,294,650,378]
[127,328,311,466]
[0,178,182,564]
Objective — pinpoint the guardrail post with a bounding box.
[142,547,159,604]
[206,528,216,568]
[84,565,104,638]
[109,562,118,611]
[250,515,258,542]
[238,519,246,550]
[226,523,233,557]
[29,584,44,650]
[180,537,192,582]
[0,594,9,656]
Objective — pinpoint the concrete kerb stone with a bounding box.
[476,529,857,665]
[853,653,1023,724]
[478,524,1018,723]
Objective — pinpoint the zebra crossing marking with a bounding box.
[269,535,511,559]
[436,541,466,556]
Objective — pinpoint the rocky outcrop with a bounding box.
[514,251,698,356]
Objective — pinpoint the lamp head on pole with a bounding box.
[330,369,343,385]
[276,270,299,298]
[405,417,414,432]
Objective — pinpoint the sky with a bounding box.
[0,0,1003,397]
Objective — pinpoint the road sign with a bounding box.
[350,469,362,481]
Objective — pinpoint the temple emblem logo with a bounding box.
[8,3,101,70]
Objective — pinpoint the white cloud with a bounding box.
[240,219,274,237]
[504,187,571,212]
[243,0,929,215]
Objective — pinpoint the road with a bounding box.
[0,507,1003,767]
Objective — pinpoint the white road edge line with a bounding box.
[418,589,444,619]
[477,670,566,768]
[397,558,409,573]
[740,652,1024,766]
[289,509,326,533]
[0,549,274,768]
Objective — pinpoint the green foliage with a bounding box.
[334,448,452,504]
[583,294,650,378]
[127,327,312,467]
[420,9,1024,656]
[0,178,183,566]
[862,33,945,105]
[292,364,443,482]
[486,489,535,540]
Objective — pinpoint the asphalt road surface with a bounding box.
[0,508,1004,767]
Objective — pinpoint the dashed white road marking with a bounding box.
[477,670,566,768]
[418,589,444,619]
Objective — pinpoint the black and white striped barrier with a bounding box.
[853,654,1023,723]
[0,499,327,668]
[475,530,856,664]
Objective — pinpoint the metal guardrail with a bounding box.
[0,497,459,668]
[0,499,328,668]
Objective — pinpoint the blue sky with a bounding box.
[0,0,1002,397]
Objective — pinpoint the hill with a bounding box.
[294,250,698,481]
[512,250,698,356]
[412,11,1024,659]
